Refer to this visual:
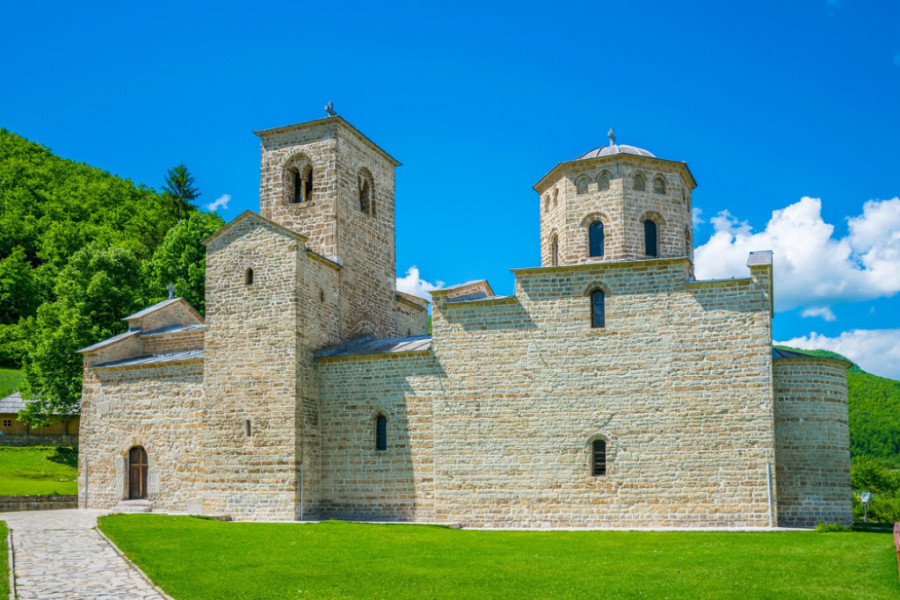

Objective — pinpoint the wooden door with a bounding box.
[128,446,148,499]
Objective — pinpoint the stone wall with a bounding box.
[0,495,77,512]
[77,360,204,512]
[318,257,777,527]
[0,434,78,447]
[773,357,852,527]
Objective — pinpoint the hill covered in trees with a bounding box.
[0,129,222,425]
[776,346,900,466]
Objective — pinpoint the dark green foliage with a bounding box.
[0,130,217,425]
[19,244,145,425]
[850,460,900,523]
[776,346,900,465]
[816,521,852,532]
[161,163,200,221]
[143,211,223,315]
[47,446,78,469]
[99,516,900,599]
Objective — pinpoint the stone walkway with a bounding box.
[1,509,168,600]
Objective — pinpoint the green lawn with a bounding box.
[0,369,22,399]
[0,521,7,600]
[99,516,898,600]
[0,446,77,495]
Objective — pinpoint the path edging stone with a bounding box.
[6,528,14,600]
[95,523,177,600]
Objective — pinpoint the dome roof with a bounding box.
[575,144,655,160]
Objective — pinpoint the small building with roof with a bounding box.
[0,391,80,445]
[77,115,851,527]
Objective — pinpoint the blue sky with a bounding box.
[3,0,899,376]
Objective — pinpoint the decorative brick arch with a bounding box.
[580,212,611,229]
[595,170,612,191]
[283,153,313,204]
[585,432,617,475]
[575,175,591,195]
[637,209,666,228]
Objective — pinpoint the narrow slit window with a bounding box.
[592,439,607,476]
[243,420,252,437]
[550,236,559,267]
[591,290,605,328]
[589,221,605,257]
[644,220,658,257]
[302,167,313,202]
[375,415,387,451]
[245,268,254,285]
[292,169,302,203]
[359,178,370,213]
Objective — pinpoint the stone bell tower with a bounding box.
[255,114,402,340]
[534,129,697,269]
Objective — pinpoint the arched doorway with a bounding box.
[128,446,148,499]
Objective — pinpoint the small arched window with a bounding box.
[592,439,607,476]
[359,178,370,214]
[552,189,559,208]
[685,226,692,257]
[653,176,666,195]
[591,290,605,328]
[576,176,590,195]
[550,234,559,267]
[375,415,387,451]
[588,221,604,257]
[245,268,254,285]
[634,173,646,192]
[291,168,302,203]
[597,172,610,191]
[644,220,658,257]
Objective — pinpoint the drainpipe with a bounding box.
[299,462,304,521]
[83,457,88,509]
[766,463,774,528]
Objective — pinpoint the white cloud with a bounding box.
[777,329,900,380]
[205,194,231,211]
[396,266,444,301]
[801,306,836,321]
[694,196,900,311]
[691,207,704,228]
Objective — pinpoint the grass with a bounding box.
[99,516,899,600]
[0,521,7,600]
[0,446,77,496]
[0,369,21,399]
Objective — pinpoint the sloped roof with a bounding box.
[90,349,204,370]
[77,329,140,354]
[316,335,432,359]
[203,210,308,247]
[575,144,655,160]
[0,392,25,413]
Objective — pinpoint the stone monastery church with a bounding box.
[77,114,852,528]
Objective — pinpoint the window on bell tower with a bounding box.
[589,221,604,257]
[644,220,658,257]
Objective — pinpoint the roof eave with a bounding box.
[533,154,698,192]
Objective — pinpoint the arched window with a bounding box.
[576,176,590,195]
[653,176,666,195]
[552,189,559,208]
[375,415,387,451]
[588,221,604,257]
[550,234,559,267]
[633,173,646,192]
[685,226,692,257]
[597,172,610,191]
[291,168,302,203]
[359,178,370,213]
[644,220,658,257]
[592,439,606,476]
[245,268,254,285]
[302,166,313,202]
[591,290,605,328]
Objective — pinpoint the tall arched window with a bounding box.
[302,166,313,202]
[633,173,646,192]
[588,221,604,257]
[550,234,559,267]
[591,290,605,328]
[359,178,371,213]
[644,220,658,257]
[291,169,302,203]
[576,176,590,195]
[375,415,387,451]
[597,172,610,191]
[592,439,607,476]
[245,268,254,285]
[653,176,666,194]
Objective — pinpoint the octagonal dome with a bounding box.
[575,144,655,160]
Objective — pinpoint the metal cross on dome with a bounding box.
[608,128,616,146]
[166,283,176,300]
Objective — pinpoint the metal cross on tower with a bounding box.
[608,128,616,146]
[166,283,176,300]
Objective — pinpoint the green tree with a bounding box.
[0,246,39,325]
[19,243,144,426]
[161,163,199,220]
[143,211,224,314]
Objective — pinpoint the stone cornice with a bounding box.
[533,153,697,193]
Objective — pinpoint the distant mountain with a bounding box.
[776,345,900,465]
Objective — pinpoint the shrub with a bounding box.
[816,521,852,533]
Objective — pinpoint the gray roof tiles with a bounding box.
[316,335,432,359]
[0,392,25,413]
[91,349,204,370]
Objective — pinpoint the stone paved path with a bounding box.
[1,509,168,600]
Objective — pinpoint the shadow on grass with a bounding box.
[47,447,77,469]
